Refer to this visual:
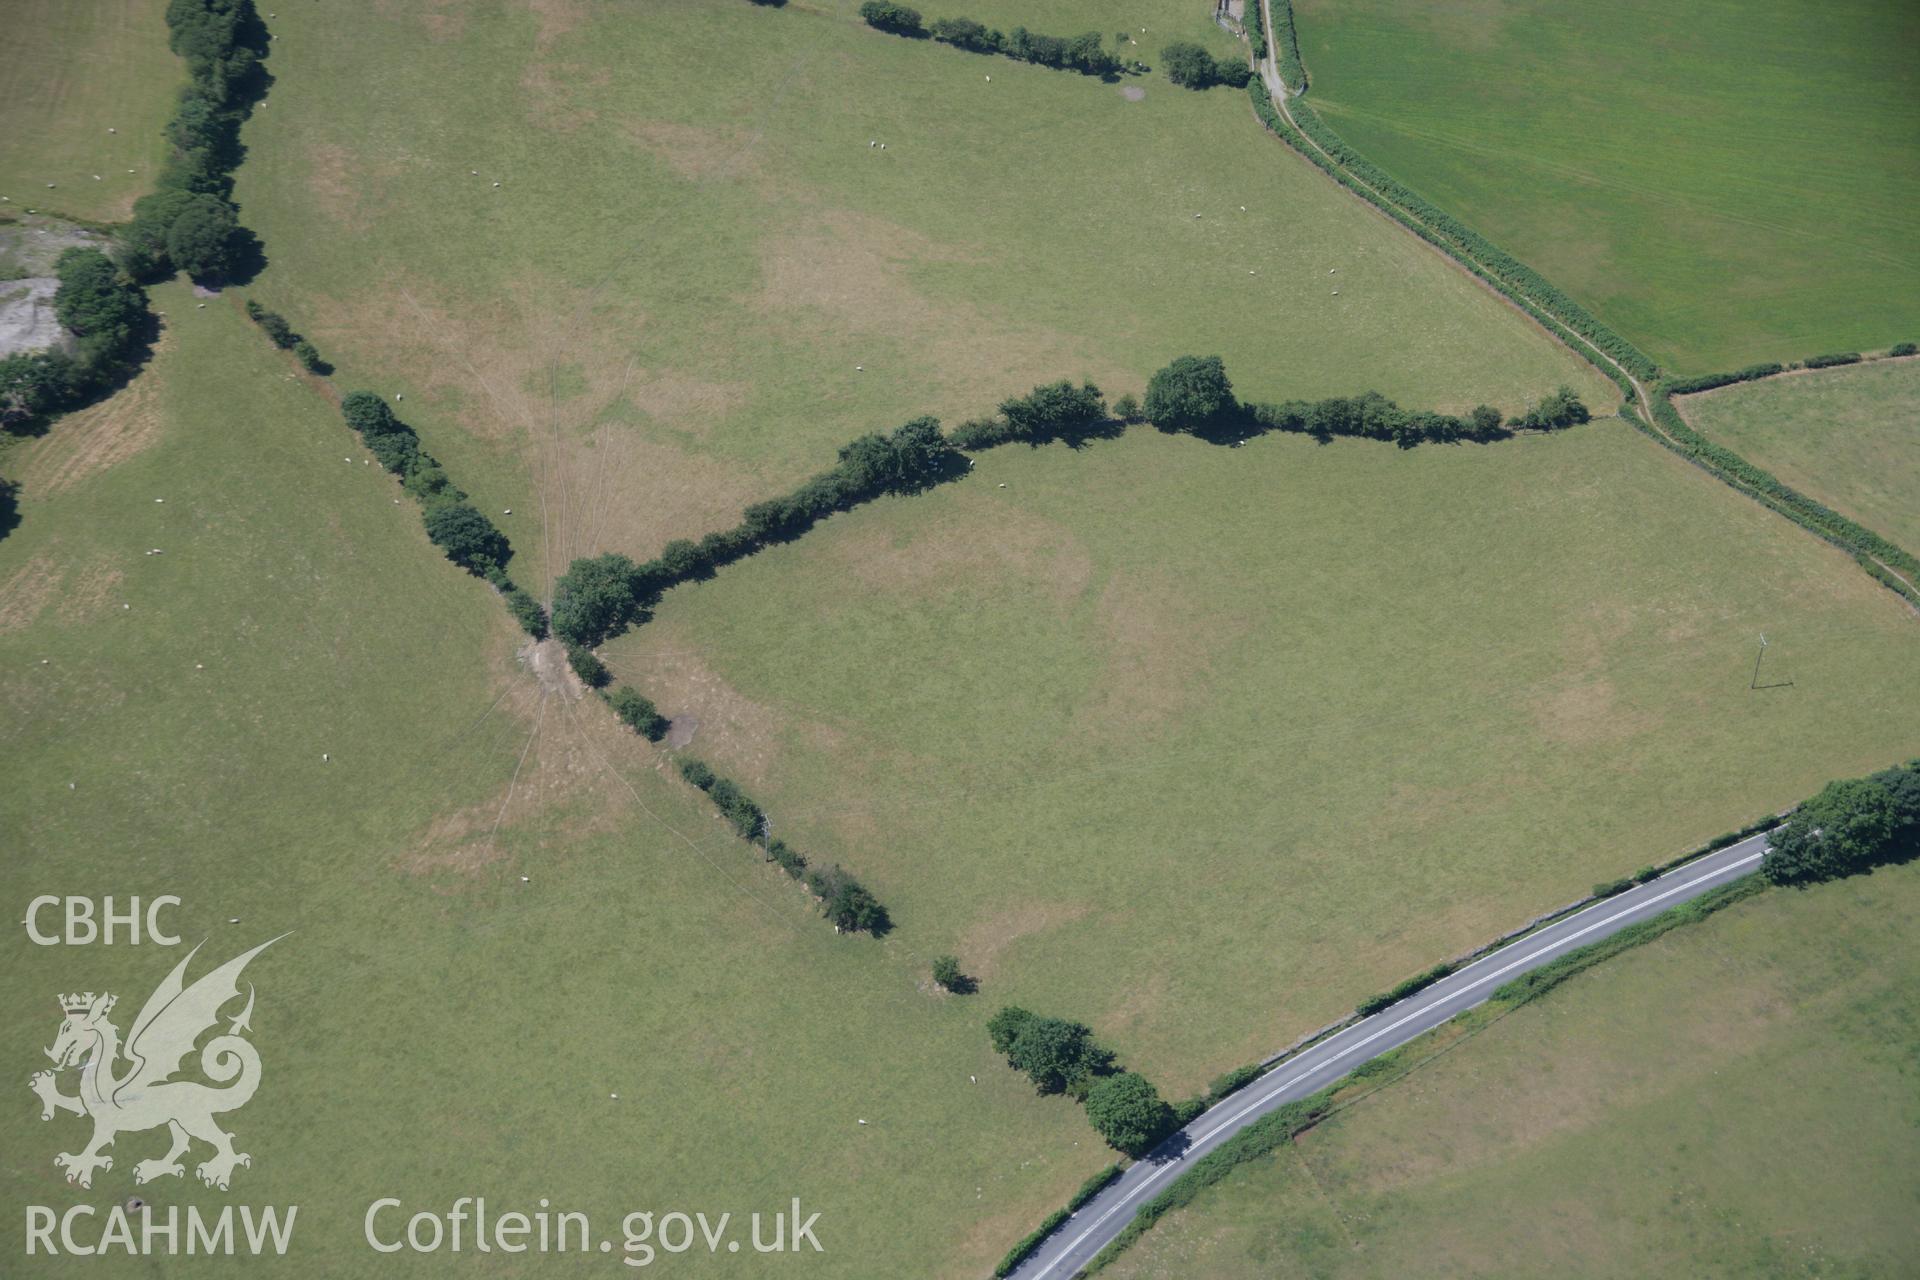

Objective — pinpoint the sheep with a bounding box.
[322,753,330,762]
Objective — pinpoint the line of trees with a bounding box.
[123,0,268,284]
[1160,41,1251,90]
[859,2,1133,77]
[675,757,891,933]
[1142,354,1586,445]
[243,299,326,372]
[1762,761,1919,885]
[1269,0,1308,90]
[949,380,1112,448]
[987,1007,1178,1156]
[551,416,966,649]
[0,249,153,427]
[337,391,524,600]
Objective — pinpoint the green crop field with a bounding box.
[1100,859,1920,1278]
[620,419,1919,1095]
[1678,359,1920,556]
[228,0,1609,593]
[0,286,1109,1278]
[0,0,180,224]
[1292,0,1920,374]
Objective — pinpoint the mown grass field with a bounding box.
[1679,358,1920,556]
[1100,860,1920,1278]
[1292,0,1920,374]
[0,0,180,224]
[229,0,1609,594]
[0,286,1108,1278]
[620,418,1919,1096]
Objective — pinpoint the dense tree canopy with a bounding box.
[552,553,642,647]
[422,503,510,576]
[1145,354,1236,431]
[1762,771,1913,884]
[1084,1072,1176,1155]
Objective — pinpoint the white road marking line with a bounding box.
[1022,847,1763,1277]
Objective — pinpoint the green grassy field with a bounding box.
[228,0,1609,594]
[1678,359,1920,556]
[620,419,1919,1095]
[1292,0,1920,374]
[1100,860,1920,1278]
[0,286,1109,1278]
[0,0,179,224]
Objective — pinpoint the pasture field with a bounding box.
[0,285,1104,1278]
[0,0,179,224]
[1678,359,1920,556]
[1292,0,1920,374]
[620,418,1920,1095]
[1100,859,1920,1278]
[229,0,1609,594]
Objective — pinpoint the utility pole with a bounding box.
[1750,634,1769,690]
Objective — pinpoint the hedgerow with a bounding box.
[669,757,891,933]
[124,0,268,283]
[1282,95,1657,381]
[1663,363,1783,395]
[1356,960,1455,1016]
[992,1164,1124,1277]
[1268,0,1307,90]
[1803,351,1862,369]
[1643,387,1920,604]
[1245,83,1639,405]
[870,6,1127,77]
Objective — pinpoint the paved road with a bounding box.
[1007,831,1771,1278]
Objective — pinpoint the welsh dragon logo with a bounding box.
[29,937,282,1191]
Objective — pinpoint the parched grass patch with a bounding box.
[1677,358,1920,556]
[0,0,180,223]
[620,419,1920,1096]
[1099,861,1920,1278]
[1293,0,1920,374]
[230,0,1610,589]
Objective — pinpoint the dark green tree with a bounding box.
[858,0,923,35]
[551,553,641,647]
[422,502,510,575]
[1084,1072,1176,1156]
[341,390,398,437]
[1160,42,1218,88]
[988,1006,1035,1056]
[504,587,547,639]
[162,194,239,281]
[1144,355,1235,431]
[658,538,706,583]
[807,865,889,933]
[1008,1016,1112,1095]
[565,643,610,688]
[608,686,669,740]
[1762,776,1898,884]
[931,954,971,992]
